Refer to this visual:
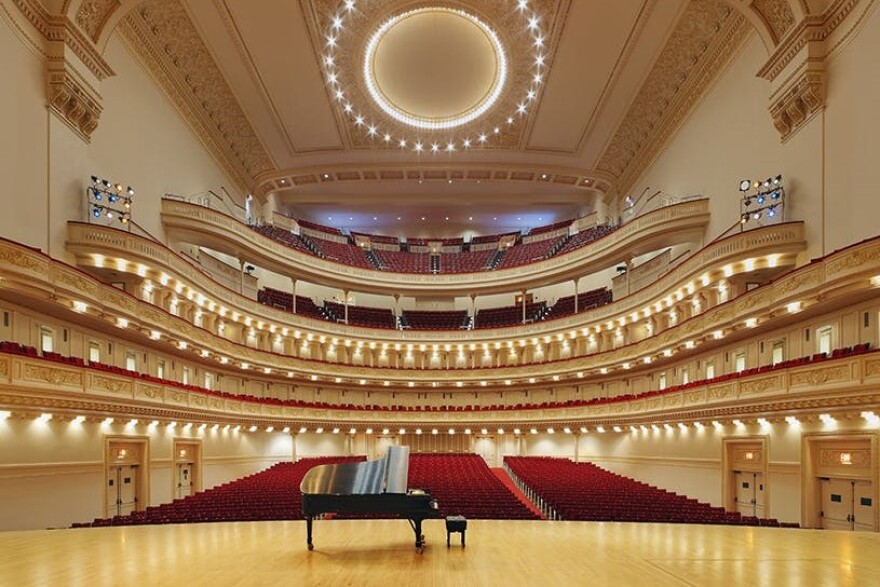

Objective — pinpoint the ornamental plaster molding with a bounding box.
[46,62,103,141]
[119,0,274,193]
[302,0,567,151]
[75,0,119,42]
[751,0,797,43]
[596,0,750,197]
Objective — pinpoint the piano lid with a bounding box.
[300,446,410,496]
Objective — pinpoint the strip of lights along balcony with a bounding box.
[309,0,562,151]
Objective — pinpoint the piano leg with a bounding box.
[306,516,314,551]
[409,518,425,553]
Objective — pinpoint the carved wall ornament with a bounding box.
[47,66,103,141]
[790,365,851,387]
[23,364,83,386]
[0,358,9,378]
[751,0,796,43]
[770,69,824,141]
[75,0,120,42]
[739,377,779,395]
[819,448,870,469]
[91,374,132,394]
[826,245,880,275]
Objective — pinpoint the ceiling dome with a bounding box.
[365,7,506,130]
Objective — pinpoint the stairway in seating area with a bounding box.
[491,468,546,520]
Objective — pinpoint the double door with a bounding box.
[107,464,139,517]
[734,471,765,517]
[820,478,873,531]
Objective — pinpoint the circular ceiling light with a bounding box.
[363,8,507,130]
[322,0,550,152]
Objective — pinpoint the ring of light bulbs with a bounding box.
[323,0,548,152]
[363,7,507,131]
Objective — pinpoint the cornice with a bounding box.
[158,199,711,296]
[257,163,606,200]
[118,0,273,194]
[596,0,750,197]
[11,0,115,80]
[756,0,864,82]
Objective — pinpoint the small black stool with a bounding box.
[445,515,467,547]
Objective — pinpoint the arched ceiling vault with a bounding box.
[9,0,864,233]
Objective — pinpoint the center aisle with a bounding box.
[491,468,546,520]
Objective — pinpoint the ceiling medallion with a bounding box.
[322,0,550,152]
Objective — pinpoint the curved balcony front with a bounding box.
[160,198,711,296]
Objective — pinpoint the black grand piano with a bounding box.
[300,446,439,552]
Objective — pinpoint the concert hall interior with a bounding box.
[2,0,880,584]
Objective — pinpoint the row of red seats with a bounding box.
[72,457,363,527]
[401,310,468,330]
[252,220,618,273]
[547,288,613,319]
[504,457,794,527]
[324,301,396,329]
[3,343,872,415]
[474,301,547,329]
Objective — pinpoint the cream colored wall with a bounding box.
[0,13,242,260]
[0,417,292,531]
[631,6,880,260]
[0,13,49,253]
[89,37,243,241]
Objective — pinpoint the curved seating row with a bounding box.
[251,220,619,274]
[2,342,870,415]
[504,457,797,527]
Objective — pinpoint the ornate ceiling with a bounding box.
[16,0,839,237]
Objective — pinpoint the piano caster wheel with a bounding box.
[308,544,314,551]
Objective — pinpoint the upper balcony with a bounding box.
[160,198,711,296]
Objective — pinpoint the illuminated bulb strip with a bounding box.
[323,2,547,150]
[363,8,507,130]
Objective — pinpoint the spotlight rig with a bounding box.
[87,176,134,225]
[737,174,784,228]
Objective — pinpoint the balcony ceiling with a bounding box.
[125,0,748,236]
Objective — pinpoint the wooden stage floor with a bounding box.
[1,519,878,586]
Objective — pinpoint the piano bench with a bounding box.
[446,515,467,547]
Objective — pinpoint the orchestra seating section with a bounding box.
[72,458,364,527]
[400,309,469,330]
[4,342,870,414]
[406,454,540,520]
[324,301,396,329]
[250,216,619,274]
[72,454,539,526]
[474,301,548,329]
[504,457,795,527]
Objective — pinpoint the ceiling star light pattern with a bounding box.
[319,0,555,152]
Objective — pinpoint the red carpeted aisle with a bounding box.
[491,468,546,520]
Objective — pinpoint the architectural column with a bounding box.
[573,433,581,463]
[343,289,349,324]
[239,260,246,294]
[291,278,297,313]
[291,433,298,462]
[573,279,579,313]
[521,289,527,323]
